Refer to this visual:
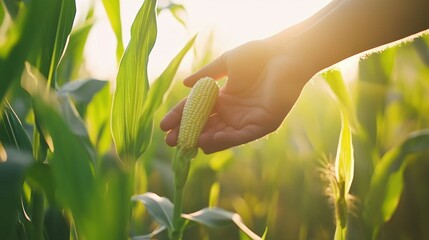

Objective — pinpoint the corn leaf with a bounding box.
[0,2,4,25]
[322,69,359,131]
[57,18,94,85]
[364,129,429,227]
[334,112,354,194]
[142,35,196,119]
[0,0,61,106]
[102,0,124,62]
[86,84,112,155]
[59,79,108,104]
[0,101,32,152]
[0,148,33,239]
[157,3,187,28]
[111,0,157,162]
[47,0,76,87]
[132,192,174,230]
[183,208,262,240]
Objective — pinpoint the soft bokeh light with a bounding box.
[77,0,338,81]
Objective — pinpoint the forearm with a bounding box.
[269,0,429,74]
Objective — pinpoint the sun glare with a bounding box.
[81,0,332,81]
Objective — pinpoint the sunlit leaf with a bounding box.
[101,0,124,62]
[158,3,187,28]
[142,35,196,119]
[322,69,359,131]
[364,129,429,227]
[111,0,157,162]
[86,84,112,155]
[132,192,174,230]
[57,18,94,84]
[334,113,354,194]
[183,208,262,240]
[0,0,63,105]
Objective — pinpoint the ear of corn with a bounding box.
[177,77,219,158]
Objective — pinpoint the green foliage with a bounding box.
[111,0,157,162]
[101,0,124,62]
[1,0,428,239]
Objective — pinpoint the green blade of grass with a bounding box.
[364,129,429,228]
[101,0,124,62]
[111,0,157,162]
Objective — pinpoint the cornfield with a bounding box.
[1,0,429,239]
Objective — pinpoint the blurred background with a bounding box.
[75,0,428,239]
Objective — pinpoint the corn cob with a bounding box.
[177,77,219,158]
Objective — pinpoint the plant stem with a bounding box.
[30,190,45,240]
[172,185,184,240]
[171,149,191,240]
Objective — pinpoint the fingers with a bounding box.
[183,52,228,87]
[160,98,186,132]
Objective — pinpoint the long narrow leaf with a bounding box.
[0,101,32,152]
[46,0,76,88]
[111,0,157,162]
[143,35,196,118]
[101,0,124,62]
[335,112,354,194]
[364,129,429,227]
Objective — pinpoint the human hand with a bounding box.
[160,39,313,153]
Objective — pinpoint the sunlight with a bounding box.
[81,0,332,81]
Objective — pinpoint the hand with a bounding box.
[160,40,313,153]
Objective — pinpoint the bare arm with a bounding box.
[270,0,429,75]
[161,0,429,153]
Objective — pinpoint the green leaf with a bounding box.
[59,79,108,104]
[131,226,167,240]
[0,2,5,26]
[0,0,61,105]
[364,129,429,227]
[158,3,187,28]
[142,35,196,119]
[57,18,94,85]
[334,112,354,194]
[85,84,112,155]
[31,95,95,232]
[132,192,174,230]
[2,0,20,19]
[183,208,262,240]
[0,101,32,152]
[44,207,70,240]
[111,0,157,162]
[45,0,76,88]
[322,69,359,131]
[0,148,33,239]
[101,0,124,62]
[26,162,55,203]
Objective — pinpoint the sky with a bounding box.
[78,0,338,81]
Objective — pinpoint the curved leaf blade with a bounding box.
[183,208,262,240]
[132,192,174,230]
[364,129,429,227]
[111,0,157,161]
